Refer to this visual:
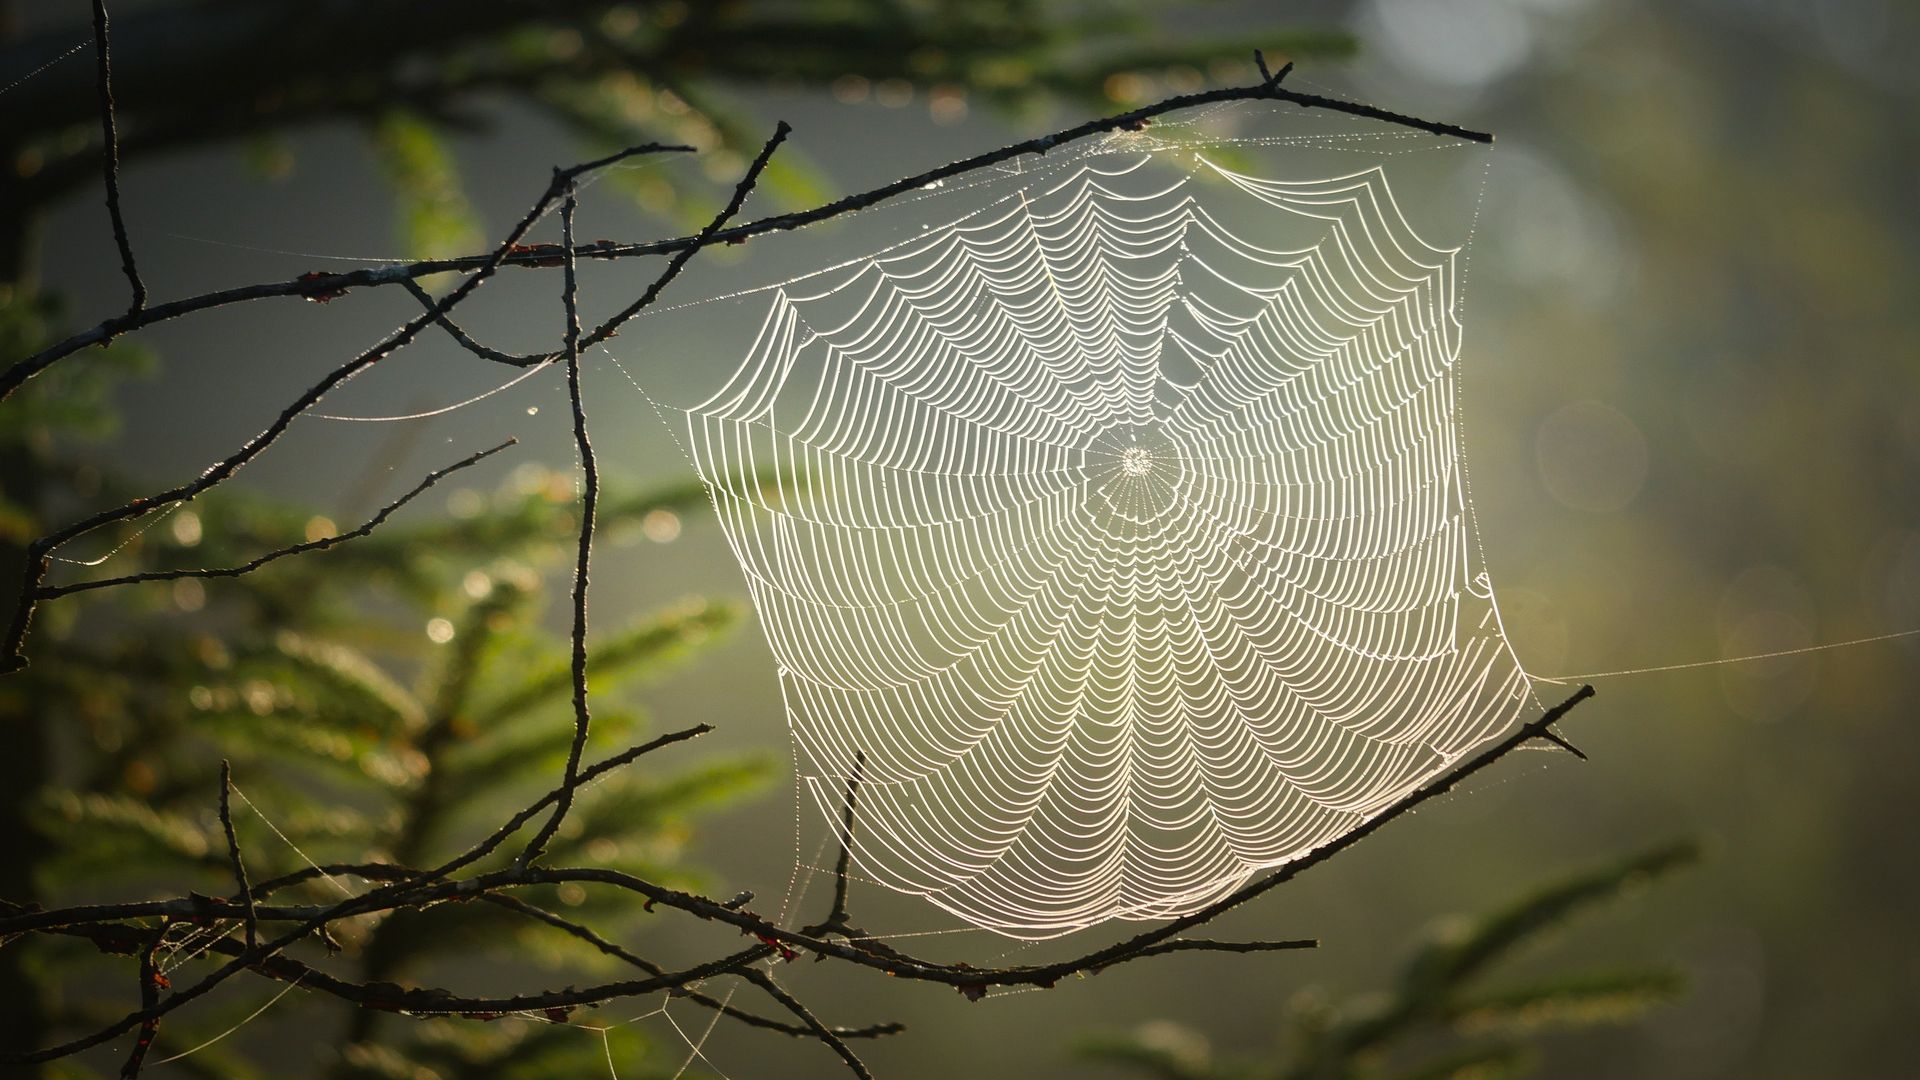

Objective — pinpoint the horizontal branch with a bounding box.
[478,894,902,1042]
[0,723,713,1064]
[1115,937,1319,963]
[1,72,1487,400]
[0,689,1591,1065]
[20,691,1585,983]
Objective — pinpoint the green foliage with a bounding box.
[1075,842,1698,1080]
[370,110,484,266]
[0,1,1354,241]
[6,338,773,1073]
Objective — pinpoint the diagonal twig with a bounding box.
[400,280,547,367]
[1,142,686,673]
[31,438,515,602]
[740,968,874,1080]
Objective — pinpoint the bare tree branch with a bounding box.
[30,438,516,602]
[217,761,256,950]
[0,689,1593,1069]
[0,71,1485,402]
[1,140,687,671]
[741,968,874,1080]
[477,893,902,1042]
[520,121,790,866]
[400,279,547,367]
[0,69,1561,1080]
[89,0,144,315]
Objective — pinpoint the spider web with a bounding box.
[651,108,1537,937]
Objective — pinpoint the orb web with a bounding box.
[672,117,1537,937]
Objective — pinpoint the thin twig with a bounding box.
[32,439,515,601]
[479,894,901,1041]
[1114,938,1318,962]
[740,968,873,1080]
[803,751,865,941]
[826,752,863,929]
[217,761,256,949]
[519,122,789,865]
[0,691,1591,1065]
[1,141,686,672]
[517,183,594,868]
[400,280,546,367]
[117,925,165,1078]
[89,0,144,315]
[1,72,1488,402]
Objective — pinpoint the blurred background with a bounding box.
[3,0,1917,1077]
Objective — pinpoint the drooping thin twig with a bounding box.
[517,183,595,868]
[400,280,546,367]
[218,761,256,949]
[1,72,1487,402]
[519,122,790,865]
[89,0,144,315]
[31,438,515,601]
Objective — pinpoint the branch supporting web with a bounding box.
[666,115,1534,937]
